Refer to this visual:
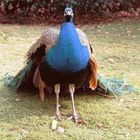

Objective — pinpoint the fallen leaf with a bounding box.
[77,118,86,125]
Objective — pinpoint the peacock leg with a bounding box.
[54,84,61,120]
[69,84,78,123]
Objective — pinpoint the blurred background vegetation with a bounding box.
[0,0,140,24]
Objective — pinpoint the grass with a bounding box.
[0,19,140,140]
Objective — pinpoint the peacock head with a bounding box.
[64,6,73,22]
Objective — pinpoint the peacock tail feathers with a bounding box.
[96,74,136,97]
[4,61,33,90]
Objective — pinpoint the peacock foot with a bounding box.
[51,114,61,121]
[56,114,61,120]
[68,113,79,124]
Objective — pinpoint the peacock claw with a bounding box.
[56,114,61,120]
[51,115,61,121]
[68,113,79,124]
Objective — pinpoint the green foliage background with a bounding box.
[0,0,140,17]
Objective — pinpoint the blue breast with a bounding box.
[45,22,89,73]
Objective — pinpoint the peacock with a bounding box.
[4,5,135,123]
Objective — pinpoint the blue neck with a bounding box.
[45,22,89,73]
[58,22,81,48]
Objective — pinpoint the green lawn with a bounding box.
[0,19,140,140]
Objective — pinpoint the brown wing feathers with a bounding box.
[89,54,98,90]
[30,45,46,63]
[26,28,59,62]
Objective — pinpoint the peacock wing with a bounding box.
[76,28,92,54]
[26,28,59,88]
[76,28,98,90]
[10,28,59,90]
[88,54,98,90]
[26,28,59,63]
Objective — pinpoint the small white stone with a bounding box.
[57,126,65,133]
[15,98,20,102]
[51,120,57,130]
[108,58,114,63]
